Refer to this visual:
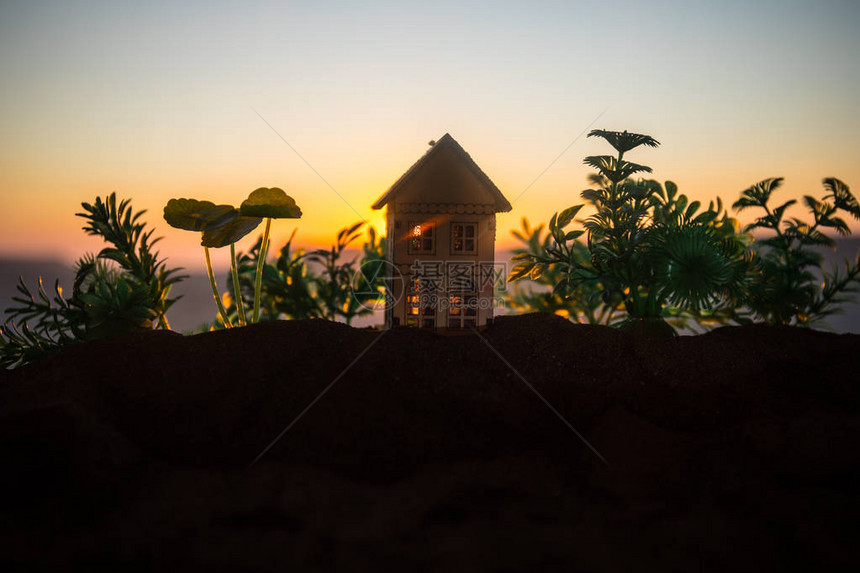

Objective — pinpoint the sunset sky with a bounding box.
[2,0,859,269]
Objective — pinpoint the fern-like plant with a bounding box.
[733,177,860,326]
[508,129,752,336]
[306,222,374,325]
[503,217,620,325]
[1,193,185,368]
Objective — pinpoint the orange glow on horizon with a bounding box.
[2,119,859,268]
[3,168,860,269]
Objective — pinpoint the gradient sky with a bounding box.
[2,0,859,269]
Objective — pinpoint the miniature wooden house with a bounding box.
[372,133,512,328]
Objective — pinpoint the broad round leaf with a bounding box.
[164,199,237,231]
[239,187,302,219]
[201,216,263,248]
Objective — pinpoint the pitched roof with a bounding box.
[371,133,512,212]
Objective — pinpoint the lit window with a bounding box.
[451,223,477,254]
[408,221,434,254]
[447,292,478,328]
[406,277,436,328]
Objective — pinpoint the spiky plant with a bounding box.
[1,193,185,368]
[306,222,377,325]
[503,217,620,324]
[222,229,321,325]
[733,177,860,326]
[78,194,184,330]
[509,129,751,336]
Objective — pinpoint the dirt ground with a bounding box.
[1,313,858,571]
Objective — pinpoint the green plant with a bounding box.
[221,229,321,324]
[503,217,619,324]
[733,177,860,326]
[508,129,752,336]
[163,187,301,327]
[355,224,389,312]
[1,193,185,368]
[216,222,385,326]
[306,222,383,325]
[219,222,387,327]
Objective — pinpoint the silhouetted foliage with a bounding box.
[507,130,860,333]
[219,222,387,327]
[224,229,320,323]
[508,129,752,336]
[733,177,860,326]
[1,194,185,368]
[502,217,620,325]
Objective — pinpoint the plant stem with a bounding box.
[156,285,173,330]
[808,259,860,321]
[253,218,272,323]
[204,246,232,328]
[231,243,247,327]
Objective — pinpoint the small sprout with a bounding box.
[164,198,251,327]
[238,187,303,322]
[200,215,263,328]
[163,188,301,328]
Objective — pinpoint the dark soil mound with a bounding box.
[1,314,858,571]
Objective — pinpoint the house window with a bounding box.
[447,292,478,329]
[406,277,436,328]
[451,222,477,254]
[408,221,435,254]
